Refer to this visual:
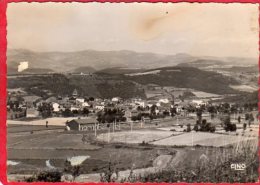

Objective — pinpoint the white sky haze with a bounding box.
[7,3,259,58]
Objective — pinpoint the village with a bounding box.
[7,81,259,183]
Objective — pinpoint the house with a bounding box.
[52,102,60,112]
[95,105,105,110]
[23,95,42,108]
[76,98,85,104]
[26,108,39,118]
[146,83,161,90]
[82,102,90,107]
[72,89,78,98]
[45,96,57,103]
[112,97,121,102]
[124,110,132,121]
[66,118,99,131]
[71,106,80,111]
[133,99,146,107]
[159,98,169,104]
[192,100,207,106]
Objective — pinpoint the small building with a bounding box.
[45,96,57,103]
[82,102,90,107]
[66,118,99,131]
[112,97,121,103]
[159,98,169,104]
[76,98,85,104]
[95,105,104,110]
[23,95,42,108]
[52,102,60,112]
[26,108,39,118]
[72,89,78,98]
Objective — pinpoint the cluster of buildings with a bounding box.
[7,87,211,126]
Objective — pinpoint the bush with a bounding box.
[193,124,199,132]
[225,123,237,132]
[209,125,216,133]
[25,171,62,182]
[186,124,191,132]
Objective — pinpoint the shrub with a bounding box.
[193,124,199,132]
[225,123,237,132]
[186,124,191,132]
[25,171,62,182]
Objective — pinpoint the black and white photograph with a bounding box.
[6,2,259,183]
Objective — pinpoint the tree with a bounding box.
[223,115,236,132]
[186,124,191,132]
[238,116,241,123]
[150,105,157,115]
[38,102,53,118]
[82,107,89,116]
[62,108,72,117]
[196,109,202,123]
[64,160,82,180]
[100,162,119,182]
[170,107,177,117]
[25,171,62,182]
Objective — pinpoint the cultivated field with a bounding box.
[97,130,175,144]
[97,124,258,147]
[7,117,76,126]
[152,132,257,147]
[7,115,259,182]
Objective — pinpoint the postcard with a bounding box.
[2,1,259,183]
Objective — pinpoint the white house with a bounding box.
[26,108,39,118]
[82,102,90,107]
[135,101,146,107]
[192,100,206,106]
[71,106,80,111]
[112,97,120,102]
[95,105,105,110]
[76,98,85,104]
[159,98,169,104]
[52,103,60,112]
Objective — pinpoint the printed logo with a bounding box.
[230,163,246,171]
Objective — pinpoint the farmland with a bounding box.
[7,115,259,182]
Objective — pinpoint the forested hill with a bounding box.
[8,66,241,99]
[125,67,239,95]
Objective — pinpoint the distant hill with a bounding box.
[177,59,257,70]
[8,66,243,98]
[126,66,239,95]
[70,66,96,74]
[7,67,54,75]
[7,49,257,75]
[96,67,145,75]
[7,73,146,99]
[214,65,258,73]
[177,59,226,68]
[7,49,195,74]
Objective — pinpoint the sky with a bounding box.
[7,3,259,58]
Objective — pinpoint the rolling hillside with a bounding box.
[7,49,195,74]
[8,66,241,98]
[126,67,239,95]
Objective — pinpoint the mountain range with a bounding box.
[7,49,257,74]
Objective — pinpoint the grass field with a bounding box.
[97,125,258,147]
[7,119,259,182]
[152,132,257,147]
[8,130,100,150]
[97,130,175,144]
[7,117,75,126]
[8,125,176,178]
[8,124,64,133]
